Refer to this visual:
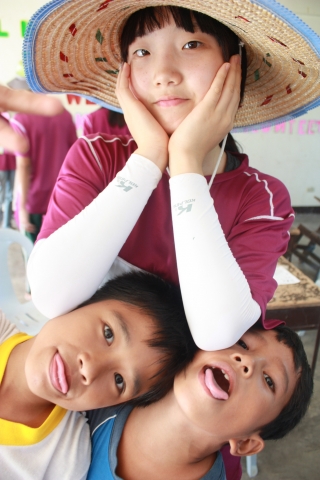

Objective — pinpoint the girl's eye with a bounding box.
[264,373,275,391]
[104,325,114,345]
[237,339,248,350]
[134,49,149,57]
[183,41,202,50]
[115,373,125,392]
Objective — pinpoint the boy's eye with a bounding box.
[115,373,125,392]
[104,325,114,345]
[237,339,248,350]
[183,41,202,50]
[264,373,275,391]
[134,49,149,57]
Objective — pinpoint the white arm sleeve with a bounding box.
[170,173,261,351]
[27,154,162,318]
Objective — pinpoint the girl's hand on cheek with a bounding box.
[168,55,241,176]
[116,63,169,172]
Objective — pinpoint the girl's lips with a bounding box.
[50,352,69,394]
[155,97,186,107]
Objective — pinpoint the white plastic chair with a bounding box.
[0,228,48,335]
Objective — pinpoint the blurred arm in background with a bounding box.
[0,85,63,154]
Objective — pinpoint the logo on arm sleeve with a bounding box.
[116,176,138,192]
[173,199,195,215]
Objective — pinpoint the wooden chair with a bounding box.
[285,224,320,281]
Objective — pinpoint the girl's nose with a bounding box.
[153,55,182,86]
[231,352,255,377]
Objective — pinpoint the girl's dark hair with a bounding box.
[120,6,247,154]
[108,110,126,128]
[224,133,242,153]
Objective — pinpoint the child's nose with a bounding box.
[153,55,181,86]
[78,352,100,385]
[231,352,254,377]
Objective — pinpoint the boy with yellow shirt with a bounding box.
[0,271,196,479]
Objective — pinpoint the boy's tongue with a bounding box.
[204,368,229,400]
[53,352,68,394]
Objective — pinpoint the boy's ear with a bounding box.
[229,435,264,457]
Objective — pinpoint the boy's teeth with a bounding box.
[221,369,229,381]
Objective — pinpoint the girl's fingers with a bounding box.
[170,55,241,162]
[116,63,130,102]
[116,64,135,99]
[116,63,142,120]
[116,63,144,122]
[116,62,129,89]
[215,55,241,116]
[204,62,230,108]
[200,55,240,119]
[115,62,169,170]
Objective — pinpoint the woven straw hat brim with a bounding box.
[24,0,320,131]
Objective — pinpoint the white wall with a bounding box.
[233,0,320,206]
[0,0,99,135]
[233,110,320,206]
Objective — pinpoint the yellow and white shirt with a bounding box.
[0,312,90,479]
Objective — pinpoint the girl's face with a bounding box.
[127,15,224,135]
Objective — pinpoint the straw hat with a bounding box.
[24,0,320,131]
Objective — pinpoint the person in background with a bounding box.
[12,104,77,242]
[0,85,63,154]
[83,107,130,136]
[0,119,16,228]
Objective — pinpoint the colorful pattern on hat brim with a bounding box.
[23,0,320,132]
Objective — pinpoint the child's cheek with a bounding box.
[130,63,149,94]
[193,69,216,101]
[130,71,149,103]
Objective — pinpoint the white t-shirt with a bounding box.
[0,312,91,480]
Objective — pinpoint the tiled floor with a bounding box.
[4,212,320,480]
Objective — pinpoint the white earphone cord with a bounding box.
[208,134,227,189]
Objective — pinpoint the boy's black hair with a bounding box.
[256,325,313,440]
[120,6,247,155]
[78,271,197,406]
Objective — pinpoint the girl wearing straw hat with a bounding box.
[24,2,319,477]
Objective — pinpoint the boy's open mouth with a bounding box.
[204,367,230,400]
